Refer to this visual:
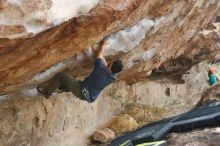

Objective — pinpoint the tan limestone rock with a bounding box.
[92,128,115,143]
[196,83,220,107]
[167,127,220,146]
[0,0,8,9]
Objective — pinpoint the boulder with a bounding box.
[92,128,115,143]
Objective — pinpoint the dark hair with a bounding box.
[111,60,123,74]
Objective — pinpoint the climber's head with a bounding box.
[108,60,123,74]
[208,67,215,74]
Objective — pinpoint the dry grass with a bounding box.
[106,113,138,134]
[106,103,166,135]
[123,103,166,126]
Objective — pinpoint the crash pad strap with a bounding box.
[136,140,166,146]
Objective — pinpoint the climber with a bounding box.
[37,39,123,102]
[207,67,218,86]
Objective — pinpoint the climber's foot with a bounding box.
[37,87,51,99]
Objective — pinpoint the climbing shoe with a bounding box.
[37,86,51,99]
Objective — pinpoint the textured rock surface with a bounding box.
[0,92,121,146]
[102,62,210,116]
[0,62,213,146]
[0,0,98,38]
[1,0,220,93]
[0,0,145,93]
[1,0,220,146]
[92,128,115,143]
[196,83,220,107]
[167,127,220,146]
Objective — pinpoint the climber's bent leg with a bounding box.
[38,72,85,100]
